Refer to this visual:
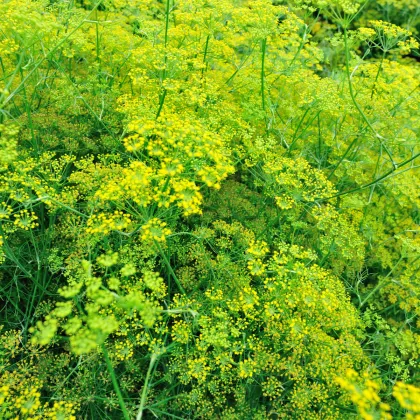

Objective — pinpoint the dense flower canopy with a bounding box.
[0,0,419,418]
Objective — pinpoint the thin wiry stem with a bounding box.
[343,28,397,170]
[261,38,267,112]
[102,344,130,420]
[136,354,158,420]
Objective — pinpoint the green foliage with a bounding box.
[0,0,419,418]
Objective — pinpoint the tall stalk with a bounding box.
[343,28,397,169]
[102,344,130,420]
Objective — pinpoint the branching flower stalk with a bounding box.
[343,27,398,170]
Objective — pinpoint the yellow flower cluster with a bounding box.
[369,20,419,53]
[0,202,13,219]
[113,339,134,361]
[264,156,337,204]
[393,382,420,418]
[0,123,18,170]
[45,401,77,420]
[336,369,391,420]
[238,359,257,379]
[13,209,38,230]
[187,357,211,382]
[293,0,363,16]
[1,0,419,417]
[0,385,9,406]
[93,112,234,221]
[247,259,266,277]
[86,211,132,235]
[13,389,42,417]
[0,375,43,418]
[0,372,77,420]
[167,225,369,417]
[377,0,419,10]
[246,240,269,258]
[140,218,172,243]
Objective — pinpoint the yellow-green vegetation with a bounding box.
[0,0,419,418]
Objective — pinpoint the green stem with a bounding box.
[95,9,101,68]
[223,42,256,87]
[327,135,360,179]
[287,24,308,71]
[261,38,267,112]
[317,113,322,166]
[18,65,38,153]
[1,0,104,109]
[156,0,172,118]
[202,34,210,78]
[136,354,158,420]
[155,241,185,294]
[288,110,321,154]
[156,89,167,120]
[343,28,396,169]
[47,196,89,218]
[102,344,130,420]
[0,282,25,317]
[324,151,420,200]
[370,50,386,99]
[164,0,171,49]
[359,257,403,308]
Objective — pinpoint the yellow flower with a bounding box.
[393,382,420,414]
[13,209,38,230]
[141,218,171,242]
